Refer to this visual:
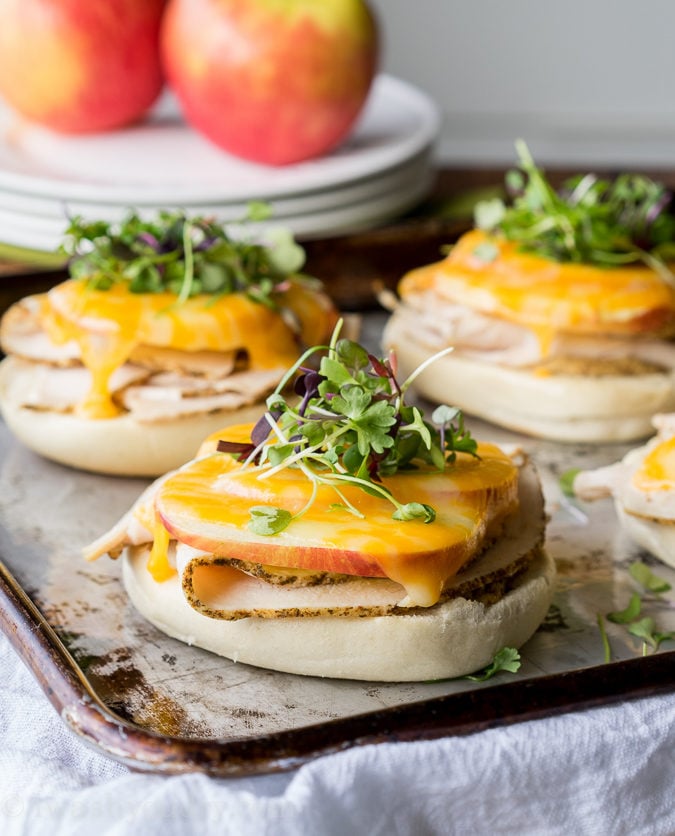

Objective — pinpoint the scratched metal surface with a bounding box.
[1,312,674,742]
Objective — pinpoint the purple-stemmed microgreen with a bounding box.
[475,139,675,285]
[217,320,479,536]
[61,205,309,308]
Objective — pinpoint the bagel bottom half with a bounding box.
[0,357,268,477]
[120,462,555,682]
[383,314,675,443]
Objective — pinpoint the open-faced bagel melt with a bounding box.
[119,457,553,681]
[0,213,338,476]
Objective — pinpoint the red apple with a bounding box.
[0,0,166,133]
[160,0,378,165]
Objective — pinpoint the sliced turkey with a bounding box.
[118,367,283,422]
[3,357,150,412]
[0,296,81,365]
[397,291,675,372]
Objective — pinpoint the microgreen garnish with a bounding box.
[597,614,612,664]
[248,507,293,536]
[471,241,499,264]
[431,405,478,464]
[217,321,479,534]
[606,592,642,624]
[464,647,522,681]
[558,468,581,498]
[475,139,675,283]
[392,502,436,523]
[423,646,522,684]
[629,561,672,595]
[60,207,307,307]
[627,617,675,652]
[599,561,675,658]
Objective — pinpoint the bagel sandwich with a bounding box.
[85,325,555,682]
[573,413,675,570]
[383,143,675,442]
[0,211,338,476]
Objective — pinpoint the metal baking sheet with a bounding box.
[1,312,674,775]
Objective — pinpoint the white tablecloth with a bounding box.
[1,628,674,836]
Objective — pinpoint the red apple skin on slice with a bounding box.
[155,441,519,606]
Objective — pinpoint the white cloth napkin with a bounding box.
[1,628,674,836]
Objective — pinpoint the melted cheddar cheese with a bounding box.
[400,229,675,354]
[632,435,675,492]
[149,427,519,607]
[40,278,336,419]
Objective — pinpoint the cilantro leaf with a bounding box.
[331,386,373,420]
[464,647,521,681]
[267,444,296,467]
[248,506,293,536]
[330,388,398,457]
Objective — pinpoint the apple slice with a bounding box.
[176,455,541,620]
[155,442,519,607]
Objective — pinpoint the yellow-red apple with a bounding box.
[0,0,166,133]
[160,0,378,165]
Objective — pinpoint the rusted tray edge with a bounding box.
[2,556,674,778]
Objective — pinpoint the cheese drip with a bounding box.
[399,229,675,355]
[153,432,519,607]
[147,519,175,582]
[40,279,335,419]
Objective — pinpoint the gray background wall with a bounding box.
[368,0,675,166]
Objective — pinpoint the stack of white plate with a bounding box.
[0,75,440,252]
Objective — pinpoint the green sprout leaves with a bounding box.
[600,561,675,660]
[392,502,436,524]
[432,404,478,464]
[475,139,675,283]
[629,561,672,595]
[248,507,293,536]
[627,618,675,653]
[424,647,522,684]
[607,592,642,624]
[558,468,581,498]
[330,387,397,457]
[218,322,478,537]
[60,206,306,307]
[464,647,522,682]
